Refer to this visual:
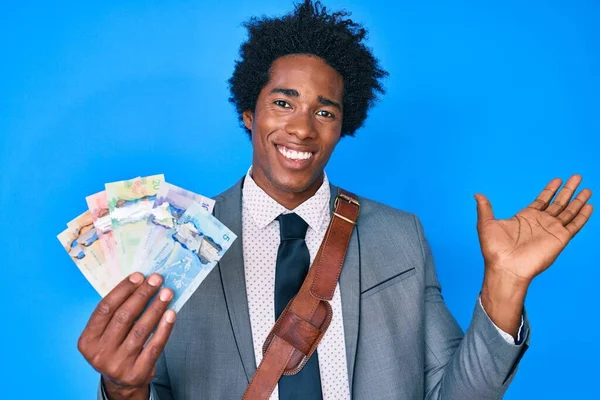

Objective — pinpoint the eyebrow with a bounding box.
[270,88,342,111]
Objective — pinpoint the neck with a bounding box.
[251,171,324,210]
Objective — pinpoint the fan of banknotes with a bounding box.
[57,174,237,312]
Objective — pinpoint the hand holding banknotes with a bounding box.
[78,273,175,400]
[58,175,237,399]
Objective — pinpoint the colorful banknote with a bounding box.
[106,174,164,274]
[139,202,237,312]
[58,211,112,296]
[86,190,121,287]
[58,174,235,313]
[132,182,216,272]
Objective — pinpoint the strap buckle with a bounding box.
[333,192,360,224]
[334,192,360,209]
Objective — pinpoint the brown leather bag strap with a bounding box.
[243,189,360,400]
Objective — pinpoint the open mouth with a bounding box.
[276,145,314,161]
[274,144,315,171]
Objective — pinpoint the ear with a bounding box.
[242,110,253,131]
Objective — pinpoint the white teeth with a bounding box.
[278,146,312,160]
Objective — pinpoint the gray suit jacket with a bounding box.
[99,178,530,399]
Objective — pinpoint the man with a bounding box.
[78,1,593,399]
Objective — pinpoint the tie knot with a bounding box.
[277,213,308,241]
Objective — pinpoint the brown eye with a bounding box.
[317,110,334,119]
[274,100,291,108]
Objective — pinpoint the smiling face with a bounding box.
[243,54,344,209]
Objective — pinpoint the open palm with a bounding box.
[476,175,593,283]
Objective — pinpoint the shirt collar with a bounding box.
[242,166,331,231]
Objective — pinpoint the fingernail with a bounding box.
[165,310,176,323]
[159,289,172,302]
[129,273,143,284]
[148,274,162,287]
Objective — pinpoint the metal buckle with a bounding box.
[334,192,360,209]
[333,192,360,225]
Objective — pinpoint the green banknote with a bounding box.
[106,174,164,275]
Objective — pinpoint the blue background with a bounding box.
[1,1,598,398]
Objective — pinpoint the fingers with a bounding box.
[475,194,496,227]
[101,274,164,346]
[135,310,176,371]
[77,273,174,392]
[540,174,593,238]
[121,288,173,354]
[557,188,592,225]
[565,204,594,238]
[528,178,563,211]
[80,273,145,342]
[545,175,582,216]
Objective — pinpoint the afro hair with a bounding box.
[228,0,388,138]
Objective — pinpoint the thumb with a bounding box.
[475,193,495,227]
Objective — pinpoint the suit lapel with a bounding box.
[214,178,257,383]
[330,184,361,395]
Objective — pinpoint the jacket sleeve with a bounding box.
[414,215,530,399]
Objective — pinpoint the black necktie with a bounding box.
[275,213,323,399]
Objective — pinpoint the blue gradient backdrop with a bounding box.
[1,1,598,398]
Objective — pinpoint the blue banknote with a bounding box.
[139,201,236,312]
[132,183,215,273]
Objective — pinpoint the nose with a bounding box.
[285,109,317,140]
